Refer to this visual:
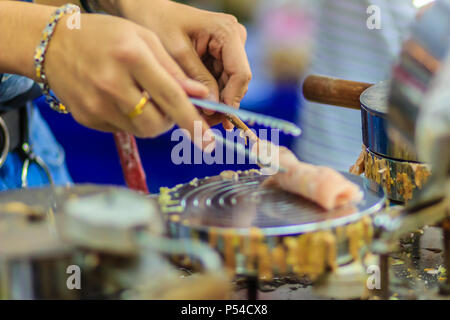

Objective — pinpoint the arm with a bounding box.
[0,0,120,78]
[0,1,56,79]
[0,0,213,142]
[33,0,82,8]
[34,0,119,14]
[93,0,253,129]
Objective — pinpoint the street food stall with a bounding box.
[0,0,448,302]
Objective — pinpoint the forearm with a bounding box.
[0,1,57,80]
[34,0,82,8]
[0,0,83,9]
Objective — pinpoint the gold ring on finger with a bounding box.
[128,92,150,119]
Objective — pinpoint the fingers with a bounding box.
[205,17,251,107]
[170,33,221,110]
[237,23,247,44]
[131,100,175,138]
[203,18,251,129]
[130,47,213,149]
[114,83,174,138]
[217,36,252,108]
[203,112,227,127]
[138,28,209,99]
[203,55,224,80]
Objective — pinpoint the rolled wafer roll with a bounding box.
[253,141,363,210]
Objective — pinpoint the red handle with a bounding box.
[113,132,149,193]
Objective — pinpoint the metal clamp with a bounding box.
[20,142,54,188]
[0,115,10,169]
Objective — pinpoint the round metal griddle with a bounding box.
[162,171,385,237]
[161,171,385,280]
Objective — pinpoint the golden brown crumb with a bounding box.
[219,170,239,181]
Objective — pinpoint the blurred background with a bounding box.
[35,0,431,193]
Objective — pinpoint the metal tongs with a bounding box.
[190,98,301,172]
[114,98,301,193]
[189,98,301,137]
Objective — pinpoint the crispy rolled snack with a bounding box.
[253,141,363,210]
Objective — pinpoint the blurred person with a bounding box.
[293,0,417,171]
[0,0,251,190]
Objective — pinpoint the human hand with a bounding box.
[114,0,252,130]
[44,13,213,148]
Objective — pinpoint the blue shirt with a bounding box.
[0,74,72,190]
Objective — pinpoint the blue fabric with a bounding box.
[0,0,72,191]
[0,103,73,191]
[0,74,34,104]
[0,83,72,191]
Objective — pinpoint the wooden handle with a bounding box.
[302,75,373,110]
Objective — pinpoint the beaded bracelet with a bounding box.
[34,4,80,113]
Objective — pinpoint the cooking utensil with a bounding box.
[113,99,301,192]
[0,185,228,299]
[189,98,302,137]
[360,81,419,162]
[302,75,432,202]
[158,170,384,280]
[363,147,431,203]
[303,75,418,162]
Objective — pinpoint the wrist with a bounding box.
[0,2,56,80]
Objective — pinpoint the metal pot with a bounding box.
[359,81,418,162]
[302,75,430,202]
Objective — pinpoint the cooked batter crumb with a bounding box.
[220,170,239,181]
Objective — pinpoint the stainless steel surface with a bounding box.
[60,189,163,255]
[360,81,418,162]
[0,185,130,299]
[137,233,222,273]
[372,1,450,299]
[0,184,125,212]
[0,223,79,299]
[0,185,227,300]
[373,197,449,254]
[360,81,389,114]
[20,142,54,188]
[363,147,431,203]
[190,97,296,172]
[160,171,384,278]
[213,133,287,174]
[189,97,302,137]
[163,172,384,236]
